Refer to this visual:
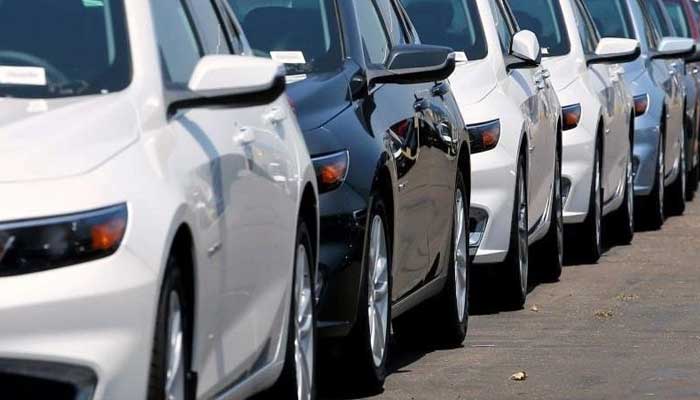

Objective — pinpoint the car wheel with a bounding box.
[666,135,686,216]
[501,151,528,309]
[428,170,469,345]
[273,220,317,400]
[147,258,191,400]
[567,142,602,263]
[637,134,665,230]
[345,196,391,392]
[534,146,563,282]
[685,134,698,200]
[610,141,635,245]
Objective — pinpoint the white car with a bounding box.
[0,1,318,399]
[403,0,563,307]
[509,0,640,263]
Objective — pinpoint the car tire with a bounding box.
[501,151,529,309]
[344,196,392,392]
[637,134,665,230]
[687,161,699,201]
[534,145,563,282]
[430,170,470,345]
[271,220,317,400]
[567,142,602,263]
[147,257,193,400]
[609,140,635,245]
[666,135,686,216]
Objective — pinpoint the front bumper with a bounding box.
[470,146,517,265]
[315,183,368,338]
[561,124,595,224]
[0,248,158,399]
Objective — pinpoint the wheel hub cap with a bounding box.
[454,189,468,322]
[368,215,389,368]
[165,292,185,400]
[294,244,314,400]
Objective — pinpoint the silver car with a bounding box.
[584,0,695,229]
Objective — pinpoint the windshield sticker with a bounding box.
[286,74,308,84]
[0,66,47,86]
[82,0,104,7]
[270,51,307,64]
[542,48,550,55]
[453,52,468,63]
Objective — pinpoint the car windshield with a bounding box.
[646,0,675,36]
[401,0,488,60]
[0,0,131,99]
[663,1,691,38]
[509,0,571,56]
[227,0,342,75]
[583,0,636,39]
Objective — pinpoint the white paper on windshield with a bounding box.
[542,48,550,55]
[286,74,308,84]
[453,51,468,63]
[270,51,307,64]
[0,66,47,86]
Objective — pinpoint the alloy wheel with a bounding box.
[658,137,665,219]
[517,170,529,295]
[626,152,635,233]
[453,188,468,322]
[554,155,564,266]
[165,292,185,400]
[294,244,314,400]
[368,215,389,368]
[594,153,602,251]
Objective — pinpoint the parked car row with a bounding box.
[0,0,698,399]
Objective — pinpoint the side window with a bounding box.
[150,0,202,87]
[186,0,232,54]
[636,0,660,48]
[376,0,408,45]
[489,0,514,54]
[572,0,596,54]
[355,0,392,65]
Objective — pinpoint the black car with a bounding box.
[228,0,472,389]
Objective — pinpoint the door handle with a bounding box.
[263,106,287,124]
[233,127,256,145]
[431,81,450,97]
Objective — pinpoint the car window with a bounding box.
[646,0,675,36]
[509,0,571,56]
[489,0,515,54]
[187,0,232,55]
[583,0,635,39]
[571,0,597,54]
[664,1,691,38]
[0,0,132,99]
[227,0,342,75]
[377,0,409,45]
[636,0,663,47]
[402,0,488,60]
[151,0,202,88]
[355,0,393,65]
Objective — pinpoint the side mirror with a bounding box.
[652,37,696,59]
[369,44,456,85]
[587,38,640,65]
[168,55,286,116]
[506,30,542,70]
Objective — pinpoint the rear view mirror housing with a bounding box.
[587,38,640,65]
[168,55,286,117]
[369,44,456,85]
[651,37,696,59]
[506,30,542,70]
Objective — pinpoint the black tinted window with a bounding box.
[572,0,597,53]
[646,0,675,36]
[664,2,691,38]
[0,0,131,99]
[402,0,488,60]
[188,0,232,54]
[509,0,571,56]
[151,0,202,87]
[489,0,514,54]
[228,0,342,75]
[583,0,635,39]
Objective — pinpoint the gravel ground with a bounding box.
[321,197,700,400]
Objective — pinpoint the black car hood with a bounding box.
[286,71,352,133]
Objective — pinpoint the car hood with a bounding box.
[286,71,351,132]
[0,93,138,183]
[543,55,578,91]
[448,60,497,106]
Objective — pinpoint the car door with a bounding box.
[355,0,431,299]
[498,0,553,229]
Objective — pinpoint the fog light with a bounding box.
[562,178,572,206]
[469,208,489,255]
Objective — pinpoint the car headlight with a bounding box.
[468,119,501,154]
[312,151,349,193]
[0,204,127,277]
[634,94,649,117]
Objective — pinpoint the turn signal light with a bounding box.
[562,104,582,131]
[468,119,501,154]
[312,151,349,193]
[634,94,649,117]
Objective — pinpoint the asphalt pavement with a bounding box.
[321,197,700,400]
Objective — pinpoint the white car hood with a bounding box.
[543,56,578,91]
[0,93,138,183]
[448,60,497,107]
